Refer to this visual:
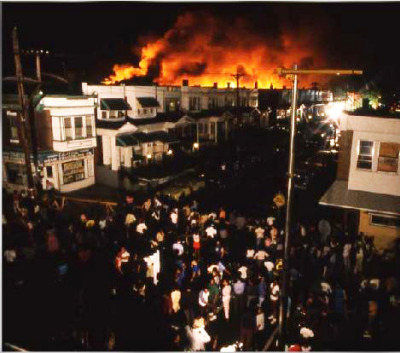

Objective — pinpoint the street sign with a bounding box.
[273,193,286,208]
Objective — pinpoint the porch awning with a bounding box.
[136,97,160,108]
[319,180,400,217]
[116,134,140,147]
[100,98,131,110]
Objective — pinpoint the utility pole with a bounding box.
[35,52,41,81]
[276,66,363,350]
[12,27,36,194]
[231,71,245,109]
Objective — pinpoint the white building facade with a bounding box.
[320,112,400,250]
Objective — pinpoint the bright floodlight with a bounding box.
[325,101,345,123]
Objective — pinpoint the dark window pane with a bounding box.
[75,117,83,138]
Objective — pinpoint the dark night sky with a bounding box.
[3,1,400,93]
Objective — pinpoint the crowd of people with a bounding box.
[3,187,400,351]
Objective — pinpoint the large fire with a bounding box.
[103,12,326,88]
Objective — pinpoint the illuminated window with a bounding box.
[357,140,373,170]
[9,114,19,142]
[377,142,399,173]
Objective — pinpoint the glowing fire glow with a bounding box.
[103,12,326,88]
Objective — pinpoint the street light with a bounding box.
[193,142,199,150]
[167,149,173,156]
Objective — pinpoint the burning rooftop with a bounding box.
[103,12,327,89]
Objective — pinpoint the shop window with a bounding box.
[62,160,85,184]
[6,163,25,185]
[64,117,72,140]
[378,142,399,173]
[357,140,374,170]
[86,116,93,137]
[370,214,400,228]
[46,166,53,178]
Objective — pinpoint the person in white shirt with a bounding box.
[198,288,210,316]
[4,249,17,263]
[255,306,265,349]
[222,279,232,320]
[136,221,147,234]
[185,317,211,351]
[255,226,265,247]
[238,265,248,280]
[254,250,269,261]
[205,225,217,239]
[171,289,181,313]
[170,210,178,226]
[269,279,279,324]
[343,243,352,271]
[172,241,184,257]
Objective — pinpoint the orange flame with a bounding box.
[103,12,326,88]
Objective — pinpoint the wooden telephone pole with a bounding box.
[12,27,36,194]
[276,66,363,350]
[231,71,245,109]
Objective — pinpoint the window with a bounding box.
[6,163,25,185]
[63,160,85,184]
[46,166,53,178]
[138,109,141,115]
[9,115,19,142]
[75,117,83,138]
[143,108,148,114]
[190,97,200,111]
[64,117,72,140]
[370,214,400,228]
[378,142,399,173]
[357,140,374,170]
[101,111,107,119]
[86,116,93,137]
[211,123,216,135]
[118,110,124,118]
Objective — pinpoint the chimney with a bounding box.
[182,79,189,87]
[213,82,218,89]
[254,81,258,89]
[227,82,231,89]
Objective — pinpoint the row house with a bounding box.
[180,81,258,113]
[3,94,97,193]
[82,83,160,120]
[320,111,400,250]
